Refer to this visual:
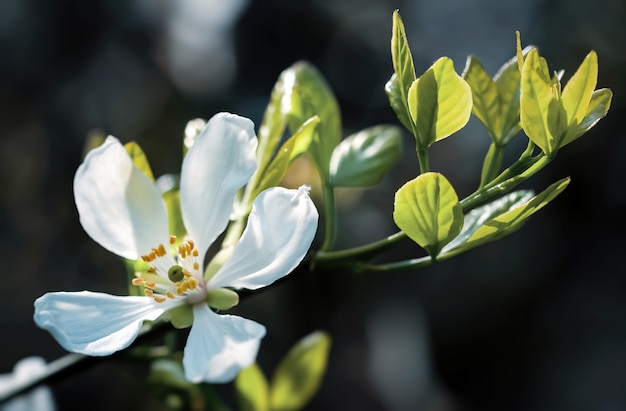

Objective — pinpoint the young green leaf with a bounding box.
[451,178,570,254]
[567,88,612,142]
[440,190,534,255]
[393,172,464,257]
[252,116,319,198]
[462,56,500,140]
[125,141,155,181]
[329,125,403,187]
[270,331,332,411]
[235,363,270,411]
[561,51,598,126]
[386,10,417,134]
[256,73,291,173]
[520,49,556,155]
[282,62,341,178]
[407,57,472,149]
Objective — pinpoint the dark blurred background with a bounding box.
[1,0,625,410]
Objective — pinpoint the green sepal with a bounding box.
[281,62,341,178]
[329,125,403,187]
[444,178,570,256]
[235,363,270,411]
[125,141,155,181]
[206,288,239,311]
[252,116,319,199]
[270,331,332,411]
[407,57,473,149]
[393,172,464,257]
[167,304,193,329]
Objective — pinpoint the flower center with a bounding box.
[131,235,206,304]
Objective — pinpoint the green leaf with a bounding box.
[561,51,598,126]
[393,172,464,257]
[253,116,319,198]
[329,125,403,187]
[125,141,154,181]
[256,74,291,173]
[459,178,570,251]
[386,10,417,134]
[235,363,270,411]
[462,56,500,140]
[407,57,473,148]
[385,73,415,133]
[441,190,533,255]
[270,331,332,411]
[520,49,557,155]
[566,88,612,143]
[282,62,341,178]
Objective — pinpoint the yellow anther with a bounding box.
[144,281,156,289]
[147,266,156,273]
[192,249,199,257]
[131,278,144,286]
[187,239,195,250]
[144,289,154,297]
[188,277,198,289]
[153,296,166,303]
[169,235,177,245]
[158,244,166,256]
[166,291,176,299]
[176,285,185,295]
[184,271,192,278]
[193,262,199,270]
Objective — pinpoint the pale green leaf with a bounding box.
[407,57,472,148]
[494,50,532,144]
[393,172,464,257]
[329,125,403,187]
[253,116,319,197]
[462,178,569,249]
[385,73,415,133]
[520,49,556,155]
[462,56,500,140]
[256,73,290,172]
[565,88,612,144]
[561,51,598,125]
[387,10,417,134]
[149,359,193,390]
[270,331,332,411]
[125,141,154,181]
[282,62,341,178]
[235,363,270,411]
[441,190,533,255]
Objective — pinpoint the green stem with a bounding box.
[354,254,435,273]
[316,231,408,266]
[320,182,337,252]
[416,148,430,173]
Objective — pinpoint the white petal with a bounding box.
[183,304,265,383]
[34,291,165,356]
[209,186,318,290]
[74,136,170,260]
[180,113,257,260]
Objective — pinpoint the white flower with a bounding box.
[34,112,318,383]
[0,357,56,411]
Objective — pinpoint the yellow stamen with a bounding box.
[131,278,144,286]
[158,244,166,256]
[166,291,176,299]
[144,281,156,289]
[144,289,154,297]
[169,235,176,244]
[192,249,199,257]
[153,296,166,303]
[193,262,199,270]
